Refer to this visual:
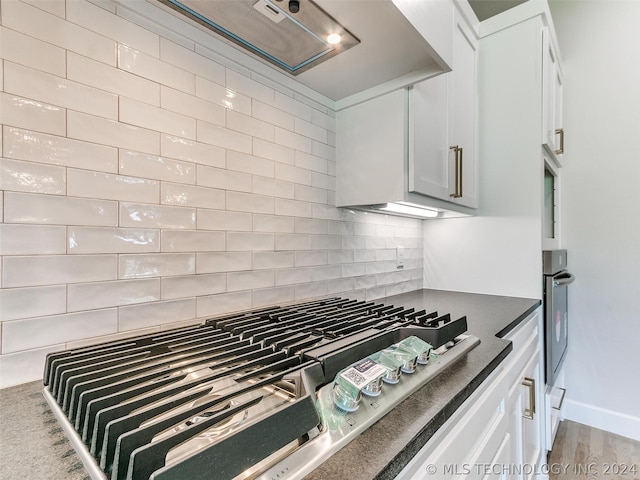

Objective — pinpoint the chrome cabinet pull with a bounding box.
[553,387,566,411]
[449,146,463,198]
[522,377,536,420]
[554,128,564,155]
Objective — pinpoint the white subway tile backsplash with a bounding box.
[0,93,66,136]
[253,215,294,234]
[4,192,118,226]
[275,163,312,186]
[4,61,118,120]
[311,235,341,250]
[161,183,225,210]
[161,273,226,300]
[226,69,274,105]
[227,151,274,178]
[311,140,336,162]
[119,299,196,332]
[226,191,274,215]
[0,224,66,255]
[120,97,196,140]
[311,109,336,133]
[294,281,327,301]
[196,252,252,274]
[160,38,225,85]
[252,101,294,131]
[294,184,328,204]
[68,111,160,154]
[275,234,312,251]
[161,230,225,252]
[328,250,354,264]
[342,263,367,277]
[196,77,252,115]
[68,0,160,56]
[2,254,118,288]
[0,158,66,195]
[3,126,118,173]
[118,44,195,94]
[0,27,66,77]
[23,0,65,17]
[119,253,195,278]
[294,118,328,144]
[227,232,275,251]
[68,278,161,312]
[253,138,295,165]
[354,250,377,263]
[252,286,295,308]
[252,251,294,270]
[312,265,342,282]
[197,121,252,154]
[1,0,116,66]
[295,151,328,174]
[68,52,160,107]
[120,150,196,184]
[68,226,159,254]
[227,270,274,292]
[227,110,275,142]
[161,134,225,168]
[161,86,225,127]
[294,250,328,267]
[275,127,312,153]
[274,91,312,121]
[275,267,312,286]
[196,291,252,317]
[252,176,295,200]
[67,169,159,203]
[327,277,355,295]
[119,203,196,229]
[0,285,66,322]
[0,344,65,388]
[197,209,252,232]
[197,165,252,193]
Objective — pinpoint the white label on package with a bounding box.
[339,359,387,389]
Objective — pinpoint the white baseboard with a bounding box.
[564,399,640,441]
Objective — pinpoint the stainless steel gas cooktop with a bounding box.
[43,297,479,480]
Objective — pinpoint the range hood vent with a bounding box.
[158,0,360,75]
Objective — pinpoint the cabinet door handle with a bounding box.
[554,128,564,155]
[449,146,463,198]
[522,377,536,420]
[553,387,566,410]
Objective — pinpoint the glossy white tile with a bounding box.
[197,209,252,232]
[0,27,66,77]
[196,252,252,274]
[327,277,355,295]
[274,163,312,186]
[252,251,295,270]
[252,101,294,131]
[227,270,274,292]
[227,232,275,252]
[68,110,160,154]
[275,267,312,286]
[295,151,328,174]
[312,235,340,250]
[252,286,295,308]
[226,69,274,105]
[275,234,312,251]
[1,0,116,66]
[274,91,312,121]
[294,218,328,234]
[161,273,226,300]
[196,77,251,115]
[274,127,312,153]
[274,199,312,218]
[253,138,295,165]
[68,226,160,254]
[161,230,225,252]
[342,263,367,278]
[3,126,118,173]
[119,203,195,229]
[227,110,274,142]
[22,0,65,18]
[0,158,66,195]
[294,251,328,267]
[294,184,328,204]
[161,183,225,210]
[328,250,354,264]
[68,278,160,312]
[119,298,195,331]
[197,121,252,154]
[295,281,327,301]
[311,140,336,162]
[160,38,225,84]
[119,253,195,278]
[295,117,328,144]
[119,150,196,184]
[4,61,118,120]
[2,254,118,287]
[227,151,274,178]
[67,169,159,203]
[120,97,196,139]
[226,191,274,214]
[68,52,160,107]
[197,165,252,193]
[0,224,66,255]
[0,285,67,322]
[161,86,225,127]
[253,214,294,233]
[161,134,225,168]
[67,0,160,56]
[118,44,195,94]
[0,93,66,136]
[311,172,335,191]
[0,345,65,388]
[311,109,336,133]
[196,291,252,318]
[4,192,117,226]
[252,176,295,200]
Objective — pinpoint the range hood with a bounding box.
[152,0,449,101]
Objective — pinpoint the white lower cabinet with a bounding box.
[396,309,545,480]
[545,367,566,452]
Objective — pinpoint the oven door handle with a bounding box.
[552,272,575,287]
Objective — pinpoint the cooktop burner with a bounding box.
[42,297,479,480]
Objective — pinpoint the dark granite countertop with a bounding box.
[0,289,539,480]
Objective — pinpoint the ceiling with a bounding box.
[468,0,528,21]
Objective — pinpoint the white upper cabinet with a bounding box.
[409,10,478,208]
[542,27,565,164]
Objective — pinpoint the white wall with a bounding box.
[0,0,423,388]
[549,0,640,440]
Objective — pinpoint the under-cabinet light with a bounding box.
[379,203,439,218]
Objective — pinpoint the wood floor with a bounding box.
[549,420,640,480]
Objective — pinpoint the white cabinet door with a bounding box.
[409,11,478,208]
[542,27,564,163]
